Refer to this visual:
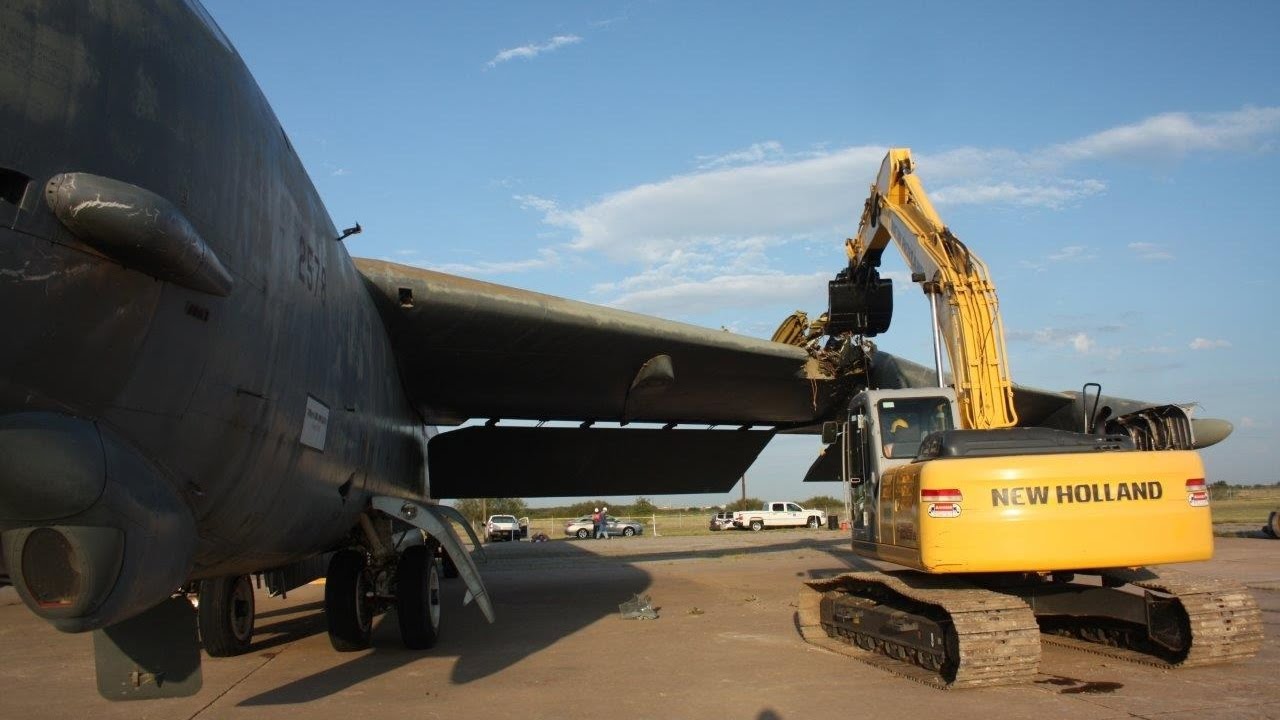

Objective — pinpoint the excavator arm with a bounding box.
[807,148,1018,430]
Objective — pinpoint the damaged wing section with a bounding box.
[428,426,772,498]
[356,259,844,426]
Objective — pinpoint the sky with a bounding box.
[203,0,1280,507]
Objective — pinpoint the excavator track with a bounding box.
[1038,567,1263,668]
[798,571,1041,689]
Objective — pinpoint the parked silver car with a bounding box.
[564,515,643,539]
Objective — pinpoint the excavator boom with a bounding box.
[848,149,1016,429]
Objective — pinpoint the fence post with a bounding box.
[651,513,659,537]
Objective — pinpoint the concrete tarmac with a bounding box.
[0,531,1276,719]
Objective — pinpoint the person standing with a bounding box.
[599,506,611,539]
[591,507,601,539]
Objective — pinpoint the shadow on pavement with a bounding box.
[245,602,328,654]
[238,541,651,705]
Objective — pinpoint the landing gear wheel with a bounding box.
[750,520,764,532]
[623,527,636,537]
[440,548,459,579]
[198,574,255,657]
[397,545,441,649]
[576,528,590,539]
[326,549,374,651]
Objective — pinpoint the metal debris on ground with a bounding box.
[619,594,658,620]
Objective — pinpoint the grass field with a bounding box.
[1209,485,1280,524]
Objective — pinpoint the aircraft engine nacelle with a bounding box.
[0,412,195,632]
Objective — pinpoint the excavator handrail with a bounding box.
[845,149,1018,429]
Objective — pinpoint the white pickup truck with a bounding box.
[732,502,826,531]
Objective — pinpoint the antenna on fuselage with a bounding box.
[336,223,362,242]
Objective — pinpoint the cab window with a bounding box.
[785,503,801,512]
[878,397,953,459]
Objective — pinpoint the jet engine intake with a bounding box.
[0,412,195,632]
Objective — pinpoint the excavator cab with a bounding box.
[833,388,960,544]
[878,395,954,459]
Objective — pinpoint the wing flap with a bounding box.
[427,426,771,498]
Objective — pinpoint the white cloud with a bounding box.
[606,272,829,315]
[1189,337,1232,350]
[1070,332,1095,354]
[518,146,886,263]
[502,106,1279,313]
[1009,327,1101,355]
[1128,242,1175,261]
[421,248,561,276]
[931,179,1105,209]
[693,141,810,170]
[1048,107,1280,161]
[1047,245,1097,262]
[487,35,582,68]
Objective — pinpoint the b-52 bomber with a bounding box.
[0,0,1246,701]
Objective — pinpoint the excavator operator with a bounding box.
[882,415,923,459]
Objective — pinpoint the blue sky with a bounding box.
[204,1,1280,506]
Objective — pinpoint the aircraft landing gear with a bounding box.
[321,501,493,655]
[439,547,459,579]
[325,549,375,651]
[198,574,255,657]
[397,544,441,649]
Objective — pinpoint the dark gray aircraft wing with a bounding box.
[355,259,851,497]
[355,259,845,426]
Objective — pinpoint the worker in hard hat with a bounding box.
[883,416,922,459]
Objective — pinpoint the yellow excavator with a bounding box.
[779,149,1262,688]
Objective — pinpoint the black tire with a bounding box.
[576,528,589,539]
[622,527,636,537]
[198,575,255,657]
[750,520,764,532]
[807,516,820,528]
[397,545,441,650]
[326,549,373,651]
[440,549,459,579]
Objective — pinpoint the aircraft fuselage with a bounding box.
[0,0,428,632]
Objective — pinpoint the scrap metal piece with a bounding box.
[619,593,658,620]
